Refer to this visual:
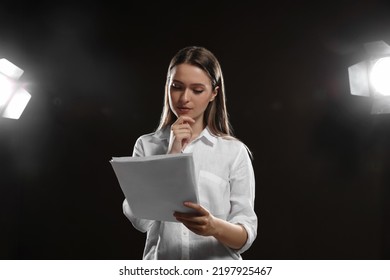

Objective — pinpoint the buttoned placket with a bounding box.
[176,129,218,259]
[181,141,195,259]
[181,224,190,259]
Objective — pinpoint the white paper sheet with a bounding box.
[110,153,199,222]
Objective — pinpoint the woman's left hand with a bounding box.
[174,202,218,237]
[174,201,248,250]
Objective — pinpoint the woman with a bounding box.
[123,46,257,259]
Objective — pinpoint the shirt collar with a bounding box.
[152,126,217,146]
[198,126,217,146]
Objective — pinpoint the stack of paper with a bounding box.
[110,153,199,222]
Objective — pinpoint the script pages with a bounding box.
[110,153,199,222]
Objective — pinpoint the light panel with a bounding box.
[0,58,31,119]
[2,88,31,119]
[370,57,390,96]
[348,41,390,114]
[0,58,24,80]
[0,74,16,107]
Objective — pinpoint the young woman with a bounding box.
[123,46,257,259]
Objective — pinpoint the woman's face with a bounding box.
[168,63,217,124]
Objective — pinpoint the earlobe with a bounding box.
[210,86,219,102]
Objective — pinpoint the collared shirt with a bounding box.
[122,126,257,260]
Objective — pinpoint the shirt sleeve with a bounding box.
[227,143,258,255]
[122,136,155,233]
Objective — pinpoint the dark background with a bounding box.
[1,0,390,259]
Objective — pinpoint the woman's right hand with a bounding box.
[167,116,195,154]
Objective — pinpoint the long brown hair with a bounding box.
[157,46,234,138]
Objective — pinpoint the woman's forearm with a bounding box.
[212,218,248,250]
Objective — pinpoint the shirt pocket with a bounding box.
[198,170,230,218]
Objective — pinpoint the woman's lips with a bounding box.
[177,107,191,114]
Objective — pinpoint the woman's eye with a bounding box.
[171,83,181,89]
[193,89,204,94]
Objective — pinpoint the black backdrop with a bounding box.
[1,0,390,259]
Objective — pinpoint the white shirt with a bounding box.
[122,126,257,259]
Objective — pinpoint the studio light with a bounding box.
[0,58,31,119]
[348,41,390,114]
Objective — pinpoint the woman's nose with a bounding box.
[180,88,190,102]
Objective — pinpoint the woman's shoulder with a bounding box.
[133,128,170,156]
[136,127,170,143]
[217,134,246,148]
[216,136,253,160]
[133,130,169,156]
[136,131,157,141]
